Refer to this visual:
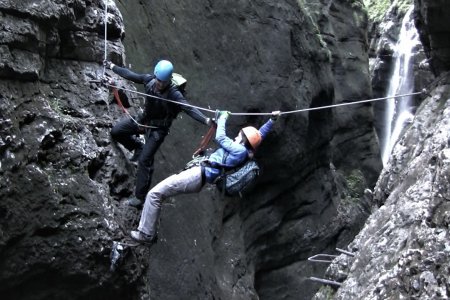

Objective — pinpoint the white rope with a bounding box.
[118,106,158,129]
[230,91,424,116]
[104,82,216,114]
[278,91,424,115]
[104,80,423,117]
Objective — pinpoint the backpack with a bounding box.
[171,73,187,96]
[184,147,261,197]
[215,160,260,197]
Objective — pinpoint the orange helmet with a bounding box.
[241,126,262,150]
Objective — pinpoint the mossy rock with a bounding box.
[363,0,412,22]
[346,169,366,199]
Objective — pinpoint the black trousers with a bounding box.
[111,117,169,200]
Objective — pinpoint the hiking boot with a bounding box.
[130,230,156,245]
[126,197,143,208]
[130,145,143,162]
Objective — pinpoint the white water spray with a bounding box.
[381,6,420,166]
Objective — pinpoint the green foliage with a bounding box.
[318,285,336,300]
[363,0,391,22]
[396,0,413,15]
[363,0,413,22]
[49,97,62,114]
[346,169,365,199]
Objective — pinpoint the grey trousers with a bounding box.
[138,166,204,237]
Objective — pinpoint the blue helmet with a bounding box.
[154,60,173,81]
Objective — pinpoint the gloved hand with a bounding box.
[271,110,281,121]
[218,110,231,120]
[103,60,115,70]
[101,75,116,86]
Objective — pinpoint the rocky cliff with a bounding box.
[414,0,450,76]
[313,0,450,299]
[0,0,383,299]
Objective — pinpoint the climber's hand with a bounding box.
[101,75,116,86]
[271,111,281,121]
[218,110,231,120]
[103,60,115,70]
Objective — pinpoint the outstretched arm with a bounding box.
[215,111,246,155]
[104,60,150,84]
[172,89,211,125]
[258,111,280,140]
[111,65,150,84]
[258,119,273,140]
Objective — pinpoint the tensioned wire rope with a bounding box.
[102,82,424,116]
[100,1,424,124]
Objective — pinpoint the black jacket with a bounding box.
[112,65,208,128]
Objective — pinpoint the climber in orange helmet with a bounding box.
[130,110,280,244]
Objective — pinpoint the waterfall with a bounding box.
[381,6,420,166]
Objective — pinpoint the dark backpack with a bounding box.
[215,159,260,197]
[185,149,261,197]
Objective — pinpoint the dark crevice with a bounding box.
[32,226,59,237]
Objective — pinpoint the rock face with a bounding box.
[313,0,450,299]
[313,75,450,300]
[0,1,143,299]
[0,1,382,299]
[414,0,450,76]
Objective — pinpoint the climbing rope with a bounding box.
[103,81,424,117]
[110,85,158,129]
[104,82,215,114]
[233,91,425,116]
[278,91,424,115]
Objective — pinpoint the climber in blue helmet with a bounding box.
[103,59,213,208]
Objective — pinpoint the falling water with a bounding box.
[381,6,420,166]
